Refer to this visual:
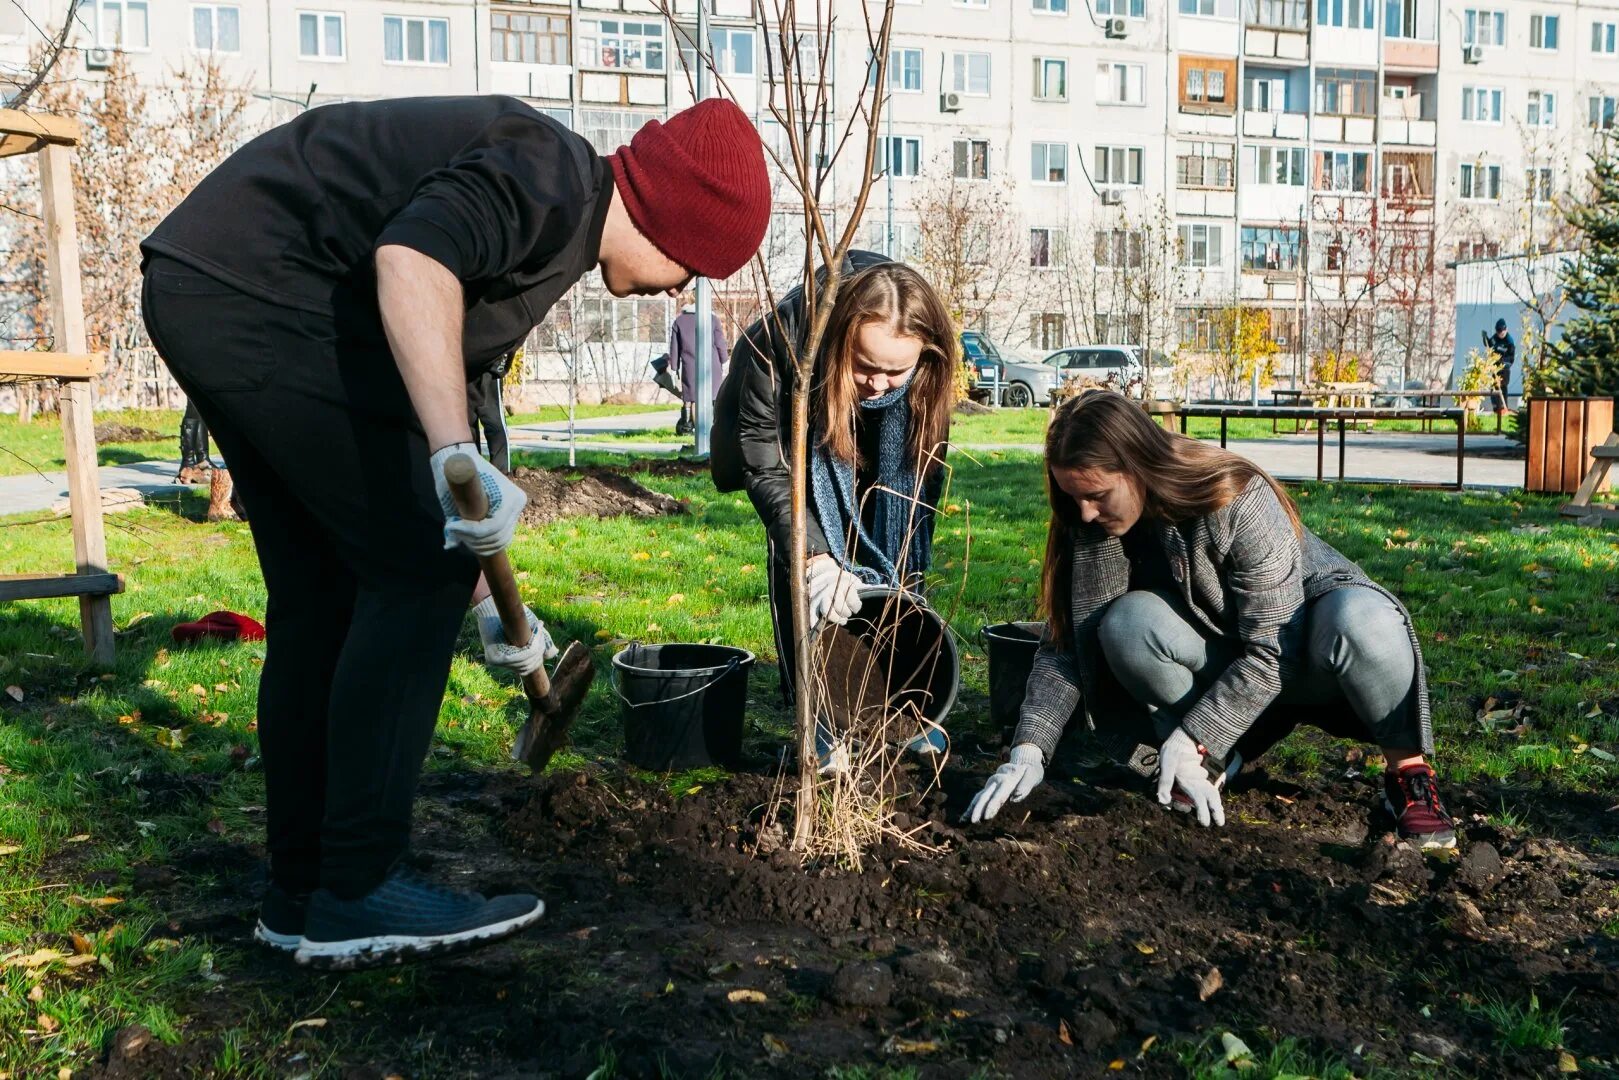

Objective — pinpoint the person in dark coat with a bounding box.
[140,96,769,969]
[467,352,513,473]
[710,253,957,768]
[965,392,1456,850]
[668,294,727,436]
[1484,317,1516,414]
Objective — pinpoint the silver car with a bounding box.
[997,348,1064,408]
[1042,344,1146,397]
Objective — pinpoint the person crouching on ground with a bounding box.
[965,390,1456,849]
[710,253,957,770]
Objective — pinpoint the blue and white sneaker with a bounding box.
[293,865,544,970]
[253,884,309,953]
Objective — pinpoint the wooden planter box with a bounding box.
[1525,397,1615,494]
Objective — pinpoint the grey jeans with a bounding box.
[1097,585,1422,757]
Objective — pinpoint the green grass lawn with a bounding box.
[0,454,1614,1073]
[506,402,676,425]
[0,409,183,478]
[947,407,1518,446]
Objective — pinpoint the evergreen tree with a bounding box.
[1543,135,1619,397]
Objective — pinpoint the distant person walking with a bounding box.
[467,351,512,473]
[668,295,726,437]
[1483,317,1516,416]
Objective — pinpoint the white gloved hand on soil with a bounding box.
[1155,727,1226,828]
[805,556,863,631]
[431,443,528,557]
[962,744,1045,823]
[475,597,558,676]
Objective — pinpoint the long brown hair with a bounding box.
[814,263,956,477]
[1039,390,1302,647]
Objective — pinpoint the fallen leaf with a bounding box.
[36,1012,60,1032]
[594,629,614,639]
[761,1034,788,1058]
[70,932,93,955]
[1589,748,1616,763]
[154,728,186,750]
[1198,966,1224,1001]
[1139,1035,1158,1055]
[187,684,207,697]
[4,686,22,702]
[666,593,685,606]
[726,988,767,1004]
[288,1017,327,1032]
[881,1037,938,1055]
[739,564,755,573]
[632,551,651,561]
[1108,1061,1126,1072]
[0,844,20,856]
[1559,1050,1579,1073]
[68,895,122,908]
[1134,941,1156,955]
[28,982,44,1001]
[1222,1032,1255,1065]
[1058,1018,1073,1046]
[65,834,89,843]
[213,682,230,692]
[206,818,227,835]
[1,948,67,969]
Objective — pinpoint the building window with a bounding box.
[1181,0,1217,15]
[1314,69,1376,116]
[491,8,569,64]
[1033,0,1071,12]
[1096,145,1145,185]
[866,221,922,259]
[1594,22,1618,54]
[889,47,923,91]
[1462,8,1506,47]
[1182,65,1230,107]
[951,52,991,95]
[956,0,989,7]
[1590,94,1619,128]
[578,19,664,71]
[1095,228,1144,268]
[1033,57,1067,100]
[1530,13,1559,49]
[1382,151,1433,197]
[954,138,990,180]
[1526,166,1554,203]
[1384,0,1435,41]
[1096,0,1144,14]
[91,0,150,48]
[298,10,345,59]
[1245,73,1286,112]
[1032,142,1069,183]
[1459,161,1502,200]
[192,4,240,52]
[1096,61,1146,105]
[1244,145,1306,186]
[1031,313,1067,350]
[1461,86,1503,123]
[1315,150,1371,192]
[1249,0,1309,29]
[1527,90,1556,128]
[1030,228,1065,268]
[686,26,755,75]
[1176,141,1233,188]
[1240,226,1300,271]
[1177,223,1224,268]
[579,107,662,153]
[1316,0,1374,29]
[384,16,449,64]
[1457,238,1501,260]
[879,136,921,178]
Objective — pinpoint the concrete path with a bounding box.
[0,411,1525,517]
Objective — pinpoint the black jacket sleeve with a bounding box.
[375,113,591,284]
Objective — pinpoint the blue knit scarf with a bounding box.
[808,383,932,587]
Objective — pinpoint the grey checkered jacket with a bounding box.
[1013,476,1433,766]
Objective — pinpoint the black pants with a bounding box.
[141,257,478,899]
[1490,365,1513,413]
[179,399,210,470]
[466,370,509,473]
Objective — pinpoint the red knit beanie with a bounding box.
[609,99,770,281]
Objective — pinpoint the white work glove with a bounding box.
[473,596,557,676]
[431,443,527,557]
[1155,727,1226,828]
[805,556,863,631]
[962,744,1045,823]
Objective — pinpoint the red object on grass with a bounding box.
[171,611,266,644]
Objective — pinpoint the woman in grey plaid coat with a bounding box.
[965,391,1456,849]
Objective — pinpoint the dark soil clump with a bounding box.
[511,465,685,527]
[94,422,165,443]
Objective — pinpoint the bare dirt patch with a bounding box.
[511,465,685,528]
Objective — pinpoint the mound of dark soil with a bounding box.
[955,399,994,416]
[94,422,165,444]
[511,465,685,527]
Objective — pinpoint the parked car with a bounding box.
[1043,344,1146,397]
[960,331,1003,404]
[961,331,1065,407]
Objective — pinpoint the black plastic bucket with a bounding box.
[815,586,959,746]
[981,621,1045,733]
[613,643,754,771]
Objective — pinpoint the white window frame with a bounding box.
[955,0,990,9]
[1032,0,1070,13]
[1096,0,1144,14]
[191,3,241,53]
[1591,94,1619,128]
[1527,90,1556,128]
[1246,144,1306,186]
[1459,161,1502,201]
[879,135,922,178]
[1096,61,1146,106]
[91,0,151,49]
[951,51,991,96]
[1462,8,1506,47]
[888,47,922,92]
[1245,74,1285,112]
[383,15,450,66]
[1030,227,1066,268]
[298,10,346,61]
[1593,21,1619,54]
[1529,13,1559,50]
[1525,166,1554,204]
[1033,57,1068,101]
[1316,0,1375,30]
[953,138,991,180]
[1316,149,1371,192]
[578,18,666,72]
[1461,86,1503,124]
[1096,144,1145,186]
[1031,141,1069,184]
[1177,222,1224,268]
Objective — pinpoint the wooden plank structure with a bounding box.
[1525,397,1615,495]
[1560,431,1619,524]
[0,110,122,666]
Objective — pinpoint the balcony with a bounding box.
[1243,109,1308,139]
[1244,0,1309,62]
[1381,151,1435,207]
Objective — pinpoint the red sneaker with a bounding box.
[1383,764,1457,850]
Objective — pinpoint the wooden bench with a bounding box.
[1560,433,1619,524]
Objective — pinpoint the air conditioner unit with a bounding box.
[84,46,115,70]
[1462,44,1484,64]
[1105,17,1129,38]
[1100,188,1124,206]
[939,91,963,113]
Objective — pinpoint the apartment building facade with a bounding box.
[2,0,1616,392]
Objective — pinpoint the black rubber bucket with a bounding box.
[982,621,1045,733]
[814,586,959,748]
[613,643,754,771]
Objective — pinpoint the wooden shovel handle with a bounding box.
[443,453,552,701]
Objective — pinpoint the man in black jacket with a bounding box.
[141,96,769,969]
[1484,317,1516,415]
